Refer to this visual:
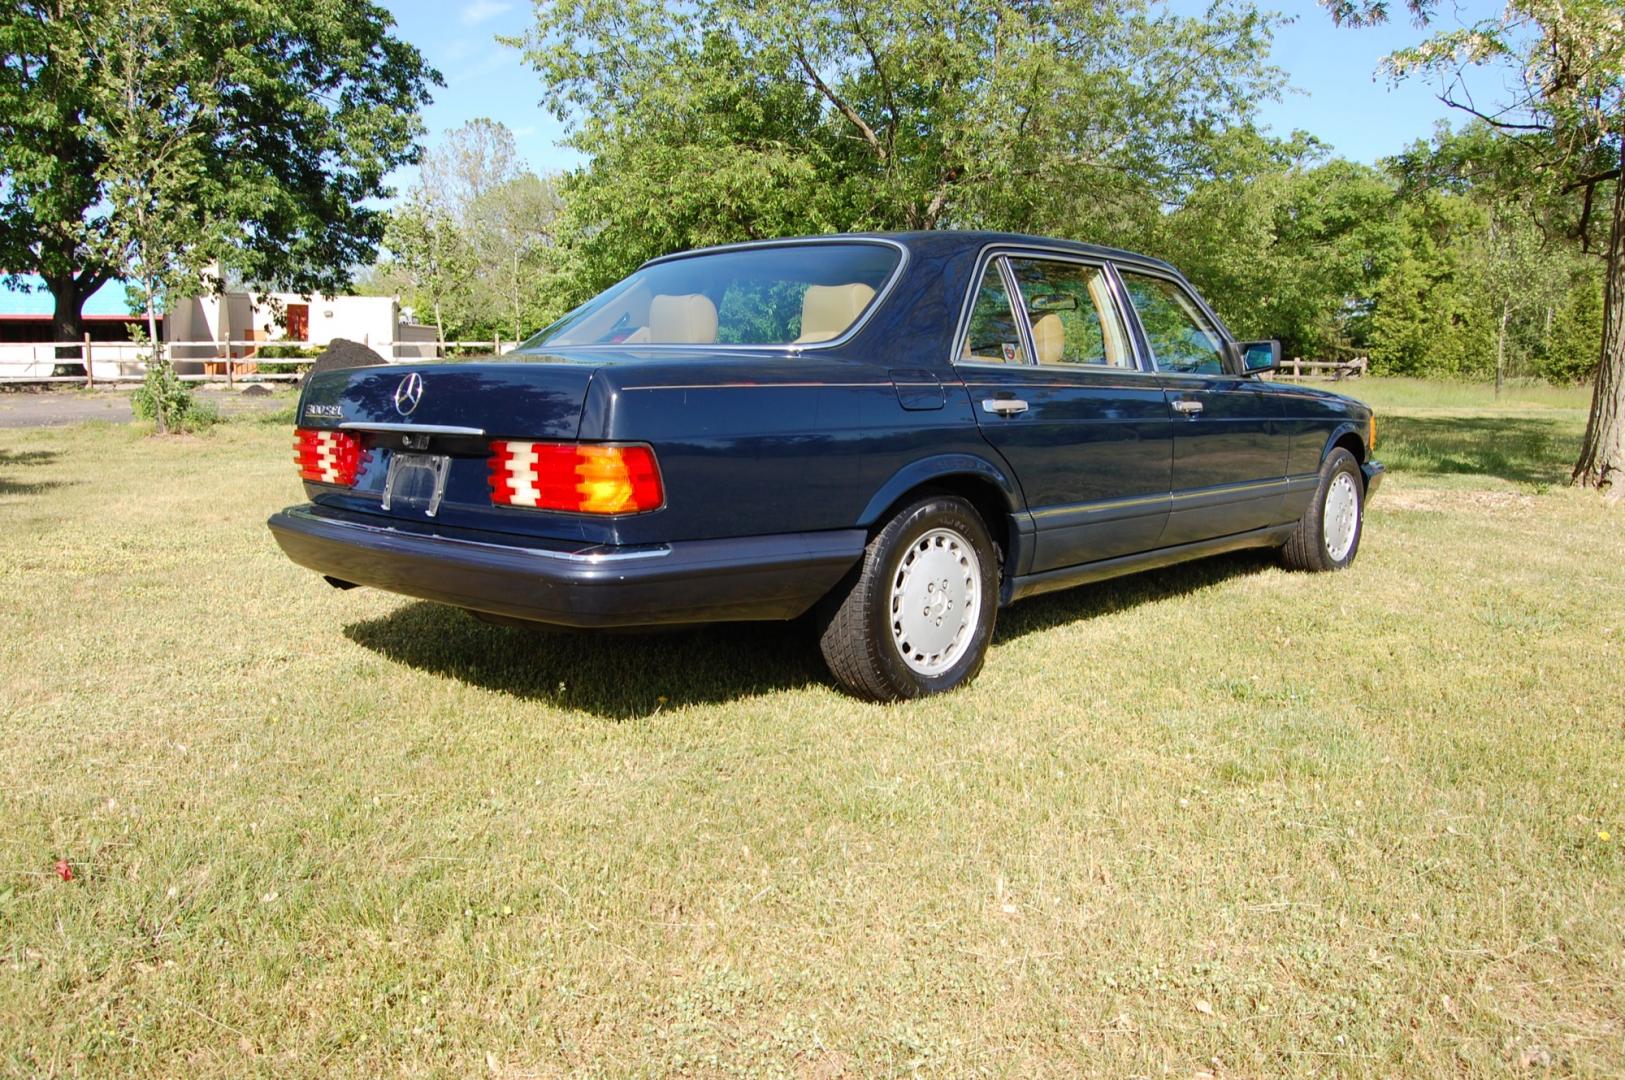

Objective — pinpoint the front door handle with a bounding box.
[1171,399,1204,416]
[981,397,1029,416]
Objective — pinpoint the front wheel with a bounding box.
[817,495,999,701]
[1280,447,1364,572]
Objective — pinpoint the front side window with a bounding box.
[1119,271,1226,375]
[1007,259,1134,368]
[522,242,900,349]
[960,262,1027,363]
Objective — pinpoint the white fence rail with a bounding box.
[0,336,519,386]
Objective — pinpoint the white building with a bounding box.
[167,288,438,373]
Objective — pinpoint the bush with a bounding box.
[131,359,219,433]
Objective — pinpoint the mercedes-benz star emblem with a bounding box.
[393,372,424,417]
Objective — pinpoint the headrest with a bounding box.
[649,293,718,344]
[795,283,876,344]
[1032,313,1064,365]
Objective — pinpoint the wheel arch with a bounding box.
[1322,423,1367,466]
[858,455,1024,572]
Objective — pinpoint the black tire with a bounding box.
[1280,447,1365,572]
[817,495,999,702]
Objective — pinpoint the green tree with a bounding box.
[1160,146,1408,360]
[380,191,476,345]
[83,0,223,429]
[471,172,564,341]
[0,0,437,353]
[512,0,1286,298]
[1324,0,1625,493]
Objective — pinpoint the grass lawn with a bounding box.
[1,379,1621,1077]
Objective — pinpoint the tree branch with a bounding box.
[1563,167,1622,194]
[793,47,887,163]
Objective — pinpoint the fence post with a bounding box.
[1292,357,1301,379]
[494,334,501,356]
[225,335,234,388]
[84,333,94,388]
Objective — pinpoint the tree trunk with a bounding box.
[144,278,168,435]
[1495,300,1508,398]
[1572,158,1625,498]
[45,274,87,367]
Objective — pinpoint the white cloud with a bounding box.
[460,0,512,27]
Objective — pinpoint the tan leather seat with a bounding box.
[794,283,875,344]
[649,293,718,343]
[1031,313,1065,365]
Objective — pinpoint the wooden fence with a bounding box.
[1269,357,1369,382]
[0,336,518,387]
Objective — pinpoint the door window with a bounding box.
[1007,259,1134,368]
[960,262,1026,363]
[1119,271,1225,375]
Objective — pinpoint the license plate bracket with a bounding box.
[382,452,452,517]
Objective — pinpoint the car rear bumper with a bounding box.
[1362,459,1385,499]
[268,504,866,629]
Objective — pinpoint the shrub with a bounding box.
[131,359,219,433]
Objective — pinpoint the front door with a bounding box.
[1115,268,1287,545]
[286,303,310,345]
[960,254,1172,573]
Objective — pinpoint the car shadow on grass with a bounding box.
[343,600,827,719]
[343,550,1281,716]
[993,548,1279,642]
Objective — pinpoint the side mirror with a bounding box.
[1232,339,1280,375]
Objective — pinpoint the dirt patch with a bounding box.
[1380,488,1538,514]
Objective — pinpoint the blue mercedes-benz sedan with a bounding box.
[269,231,1382,700]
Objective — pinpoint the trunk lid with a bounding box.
[296,358,607,540]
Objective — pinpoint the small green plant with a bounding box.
[131,357,218,433]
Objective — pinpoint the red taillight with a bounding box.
[488,441,664,514]
[293,427,364,486]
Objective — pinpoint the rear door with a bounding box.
[959,251,1172,573]
[1115,267,1287,545]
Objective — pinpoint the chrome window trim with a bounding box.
[518,237,910,355]
[949,243,1156,376]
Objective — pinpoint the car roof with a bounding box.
[641,231,1183,277]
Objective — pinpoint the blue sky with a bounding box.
[382,0,1505,189]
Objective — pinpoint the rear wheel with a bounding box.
[817,495,998,701]
[1280,447,1364,572]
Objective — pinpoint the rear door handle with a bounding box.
[1171,399,1204,416]
[981,398,1029,416]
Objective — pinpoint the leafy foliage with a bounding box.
[372,120,563,342]
[510,0,1286,299]
[129,350,217,432]
[0,0,438,339]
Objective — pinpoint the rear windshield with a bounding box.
[522,242,901,349]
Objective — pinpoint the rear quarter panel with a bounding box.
[582,356,1003,545]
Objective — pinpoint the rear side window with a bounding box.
[526,243,900,348]
[961,262,1027,363]
[1119,271,1225,375]
[1007,259,1134,368]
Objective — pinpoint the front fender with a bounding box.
[1320,421,1367,463]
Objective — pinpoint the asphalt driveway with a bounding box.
[0,384,294,428]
